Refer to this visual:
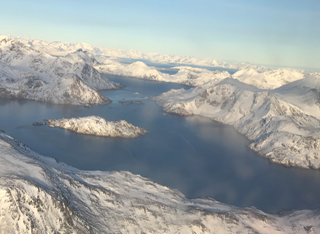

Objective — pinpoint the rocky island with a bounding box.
[47,116,148,138]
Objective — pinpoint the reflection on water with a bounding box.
[0,76,320,214]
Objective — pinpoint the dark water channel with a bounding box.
[0,75,319,214]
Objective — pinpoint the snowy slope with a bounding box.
[0,131,319,233]
[233,68,305,89]
[47,116,148,138]
[274,72,320,119]
[155,77,320,169]
[0,37,123,106]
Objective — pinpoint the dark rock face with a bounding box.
[0,86,17,99]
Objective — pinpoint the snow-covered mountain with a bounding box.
[233,68,305,89]
[0,37,123,106]
[96,60,170,82]
[0,131,319,233]
[154,75,320,169]
[274,72,320,119]
[47,116,148,138]
[96,58,308,90]
[96,60,233,86]
[169,66,232,86]
[1,35,272,72]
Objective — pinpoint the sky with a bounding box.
[0,0,319,69]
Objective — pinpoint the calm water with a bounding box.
[1,75,320,214]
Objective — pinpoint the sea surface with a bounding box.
[1,75,320,213]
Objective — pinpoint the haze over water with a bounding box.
[0,75,320,214]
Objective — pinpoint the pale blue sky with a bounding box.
[1,0,319,69]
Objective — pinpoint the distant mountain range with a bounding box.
[2,35,272,72]
[96,58,311,90]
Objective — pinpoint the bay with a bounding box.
[0,75,319,213]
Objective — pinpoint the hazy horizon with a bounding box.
[1,0,319,70]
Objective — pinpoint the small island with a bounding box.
[46,116,148,138]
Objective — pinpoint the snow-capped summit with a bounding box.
[233,68,305,89]
[273,72,320,119]
[64,49,99,66]
[276,72,320,92]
